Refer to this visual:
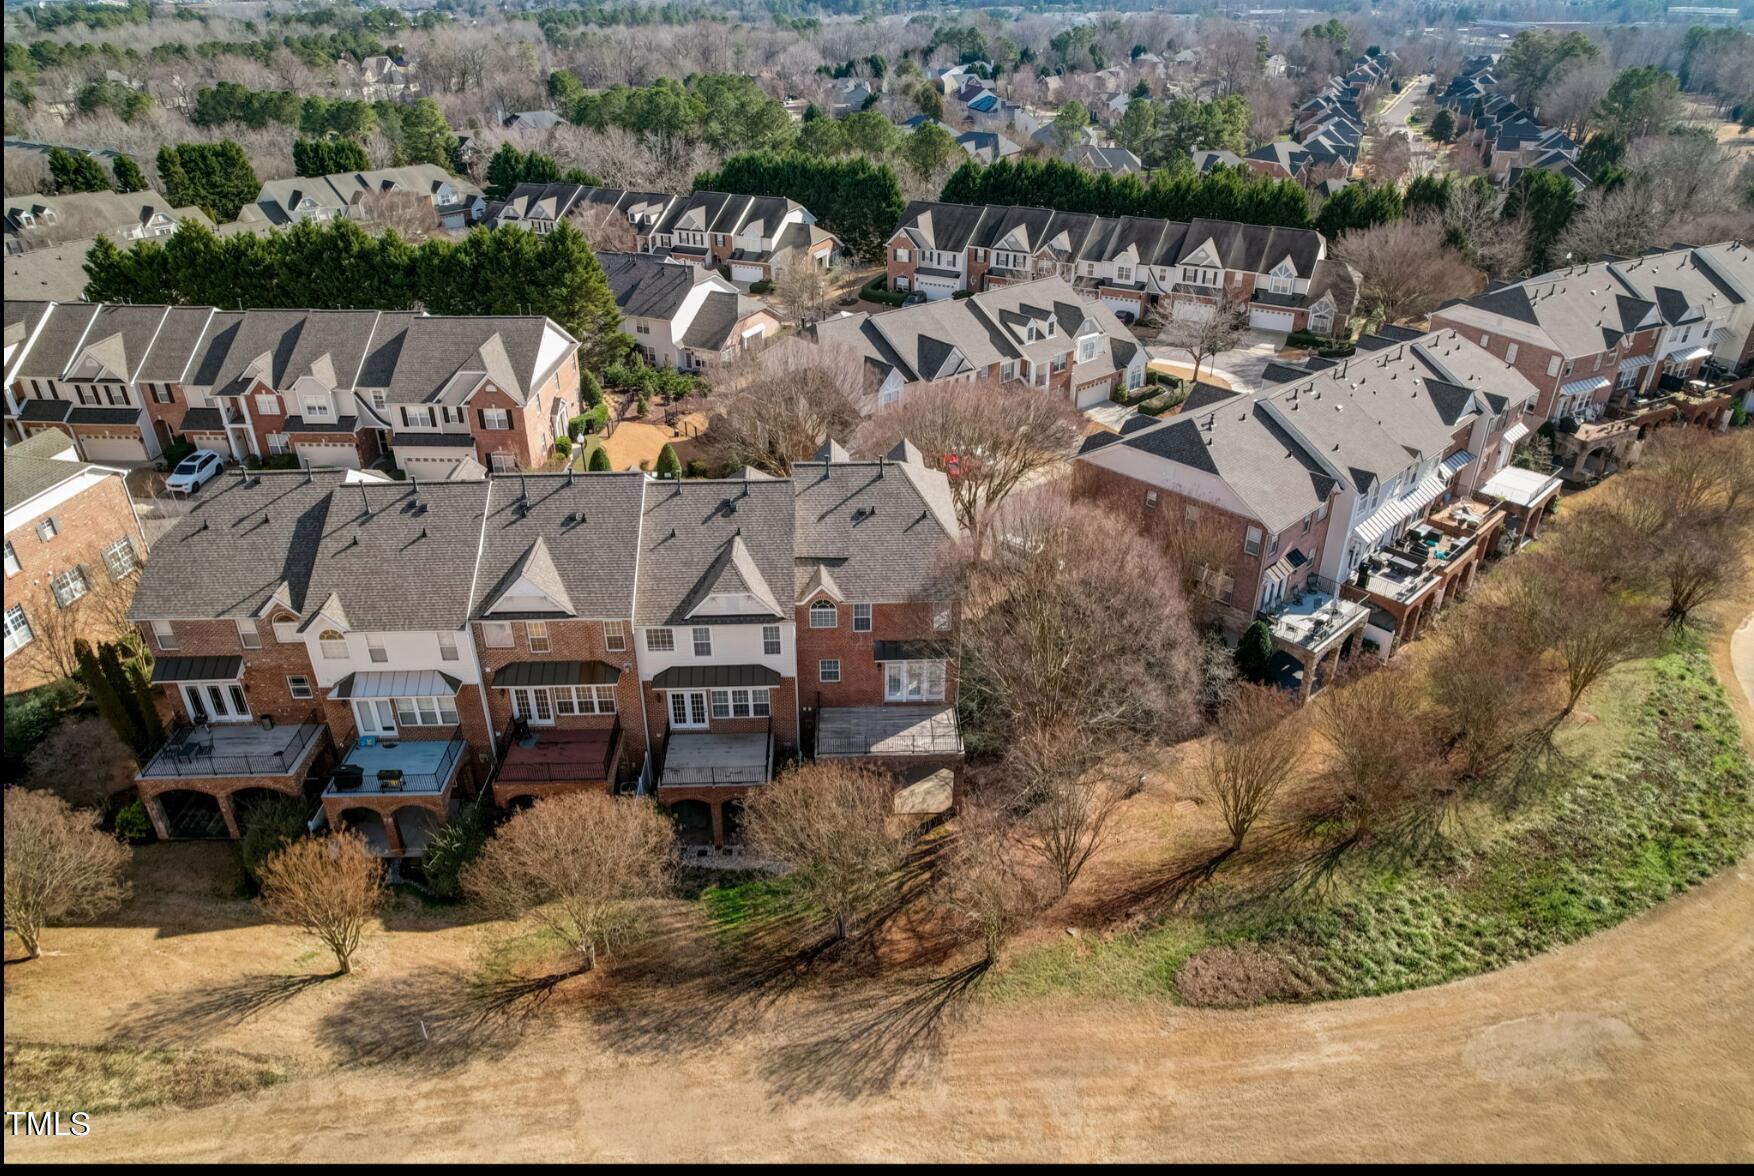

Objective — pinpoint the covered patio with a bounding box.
[1258,576,1371,701]
[657,731,773,846]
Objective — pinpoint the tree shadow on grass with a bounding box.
[310,964,588,1074]
[755,958,992,1102]
[107,971,339,1048]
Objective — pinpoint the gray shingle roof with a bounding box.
[599,251,701,320]
[471,473,647,620]
[3,430,92,512]
[791,449,959,603]
[634,477,795,625]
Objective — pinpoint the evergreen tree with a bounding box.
[1313,181,1403,237]
[293,138,369,177]
[155,145,191,208]
[1428,108,1457,143]
[156,142,259,221]
[111,153,147,193]
[398,98,458,169]
[1234,621,1274,685]
[98,642,149,754]
[534,220,626,366]
[580,369,604,407]
[655,443,682,479]
[1505,169,1578,272]
[695,151,904,263]
[588,445,612,472]
[126,660,164,750]
[49,147,111,194]
[76,639,140,754]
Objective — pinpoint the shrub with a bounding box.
[654,443,682,479]
[160,438,195,469]
[421,803,489,900]
[587,445,612,472]
[238,793,314,887]
[579,369,604,408]
[749,279,774,294]
[1138,384,1190,415]
[257,454,299,471]
[553,436,573,458]
[3,679,81,771]
[859,275,907,307]
[1235,619,1275,684]
[113,797,152,843]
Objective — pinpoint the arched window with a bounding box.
[319,629,348,659]
[808,600,838,628]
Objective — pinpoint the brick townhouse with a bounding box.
[811,275,1146,411]
[886,200,1357,337]
[123,441,965,851]
[4,300,581,478]
[488,184,840,284]
[1077,326,1551,699]
[3,430,149,693]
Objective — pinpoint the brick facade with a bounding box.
[471,617,647,764]
[136,618,324,729]
[793,598,958,711]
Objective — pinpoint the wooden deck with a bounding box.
[659,732,770,788]
[815,705,963,758]
[499,729,616,783]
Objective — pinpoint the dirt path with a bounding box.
[10,606,1754,1162]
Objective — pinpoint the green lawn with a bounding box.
[990,637,1754,1005]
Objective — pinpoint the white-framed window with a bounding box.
[319,629,349,659]
[709,687,770,718]
[1197,565,1235,605]
[604,620,626,652]
[819,659,841,683]
[762,624,781,655]
[394,695,458,727]
[691,626,712,656]
[490,452,516,473]
[367,638,388,663]
[3,541,18,576]
[809,600,837,628]
[481,621,514,649]
[852,603,872,633]
[932,602,952,631]
[1505,342,1518,364]
[483,408,511,430]
[543,684,617,716]
[1145,490,1160,509]
[302,396,333,421]
[1077,336,1099,363]
[4,605,34,657]
[370,390,387,411]
[36,517,58,542]
[884,660,946,702]
[49,566,89,608]
[402,405,434,428]
[645,627,675,652]
[151,384,175,404]
[101,536,139,580]
[1244,527,1263,557]
[267,433,290,455]
[152,620,178,651]
[255,394,279,416]
[1269,274,1293,295]
[438,633,459,661]
[237,618,262,650]
[527,621,550,653]
[288,675,313,699]
[894,247,911,262]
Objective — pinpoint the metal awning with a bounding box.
[873,640,952,662]
[1439,450,1474,479]
[1709,326,1732,344]
[1617,354,1656,374]
[1558,375,1610,397]
[650,664,781,690]
[151,655,243,684]
[1354,496,1413,547]
[1262,548,1309,589]
[1479,466,1563,509]
[1501,422,1531,447]
[492,660,620,689]
[330,670,461,699]
[1664,343,1711,364]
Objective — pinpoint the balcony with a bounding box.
[324,732,465,798]
[138,718,327,780]
[815,705,963,760]
[493,721,624,804]
[656,729,772,790]
[1258,575,1370,656]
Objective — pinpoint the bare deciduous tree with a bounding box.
[464,792,674,972]
[1423,596,1552,780]
[1006,726,1131,897]
[1158,290,1246,384]
[1310,665,1454,854]
[742,760,912,942]
[352,190,440,240]
[1365,129,1414,185]
[3,789,131,961]
[953,489,1201,757]
[1500,552,1658,719]
[1201,684,1302,854]
[771,255,841,325]
[572,208,639,253]
[854,376,1085,542]
[939,799,1038,963]
[699,340,865,475]
[1336,219,1480,324]
[258,831,384,976]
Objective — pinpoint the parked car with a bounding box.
[166,450,224,494]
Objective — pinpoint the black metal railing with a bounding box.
[326,731,465,795]
[139,714,325,779]
[496,718,621,782]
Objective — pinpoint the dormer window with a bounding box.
[319,629,348,659]
[809,600,838,628]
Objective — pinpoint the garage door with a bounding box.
[399,454,466,481]
[917,277,958,301]
[731,264,765,284]
[295,441,360,469]
[79,436,149,464]
[1102,295,1143,321]
[1250,308,1297,332]
[1172,300,1215,324]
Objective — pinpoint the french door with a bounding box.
[511,687,554,726]
[668,690,708,730]
[182,682,251,724]
[354,698,398,738]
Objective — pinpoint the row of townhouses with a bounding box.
[812,275,1146,410]
[1430,241,1754,476]
[1436,58,1590,193]
[486,184,840,284]
[1280,52,1395,182]
[4,301,580,477]
[1076,325,1560,697]
[884,200,1358,335]
[4,189,211,255]
[123,443,963,853]
[245,165,487,230]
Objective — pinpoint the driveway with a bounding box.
[1370,74,1439,178]
[1148,329,1287,392]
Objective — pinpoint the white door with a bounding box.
[668,690,708,730]
[79,435,149,464]
[730,263,765,284]
[511,687,554,726]
[1250,308,1296,332]
[354,698,398,737]
[183,682,251,724]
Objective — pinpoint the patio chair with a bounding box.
[377,769,404,792]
